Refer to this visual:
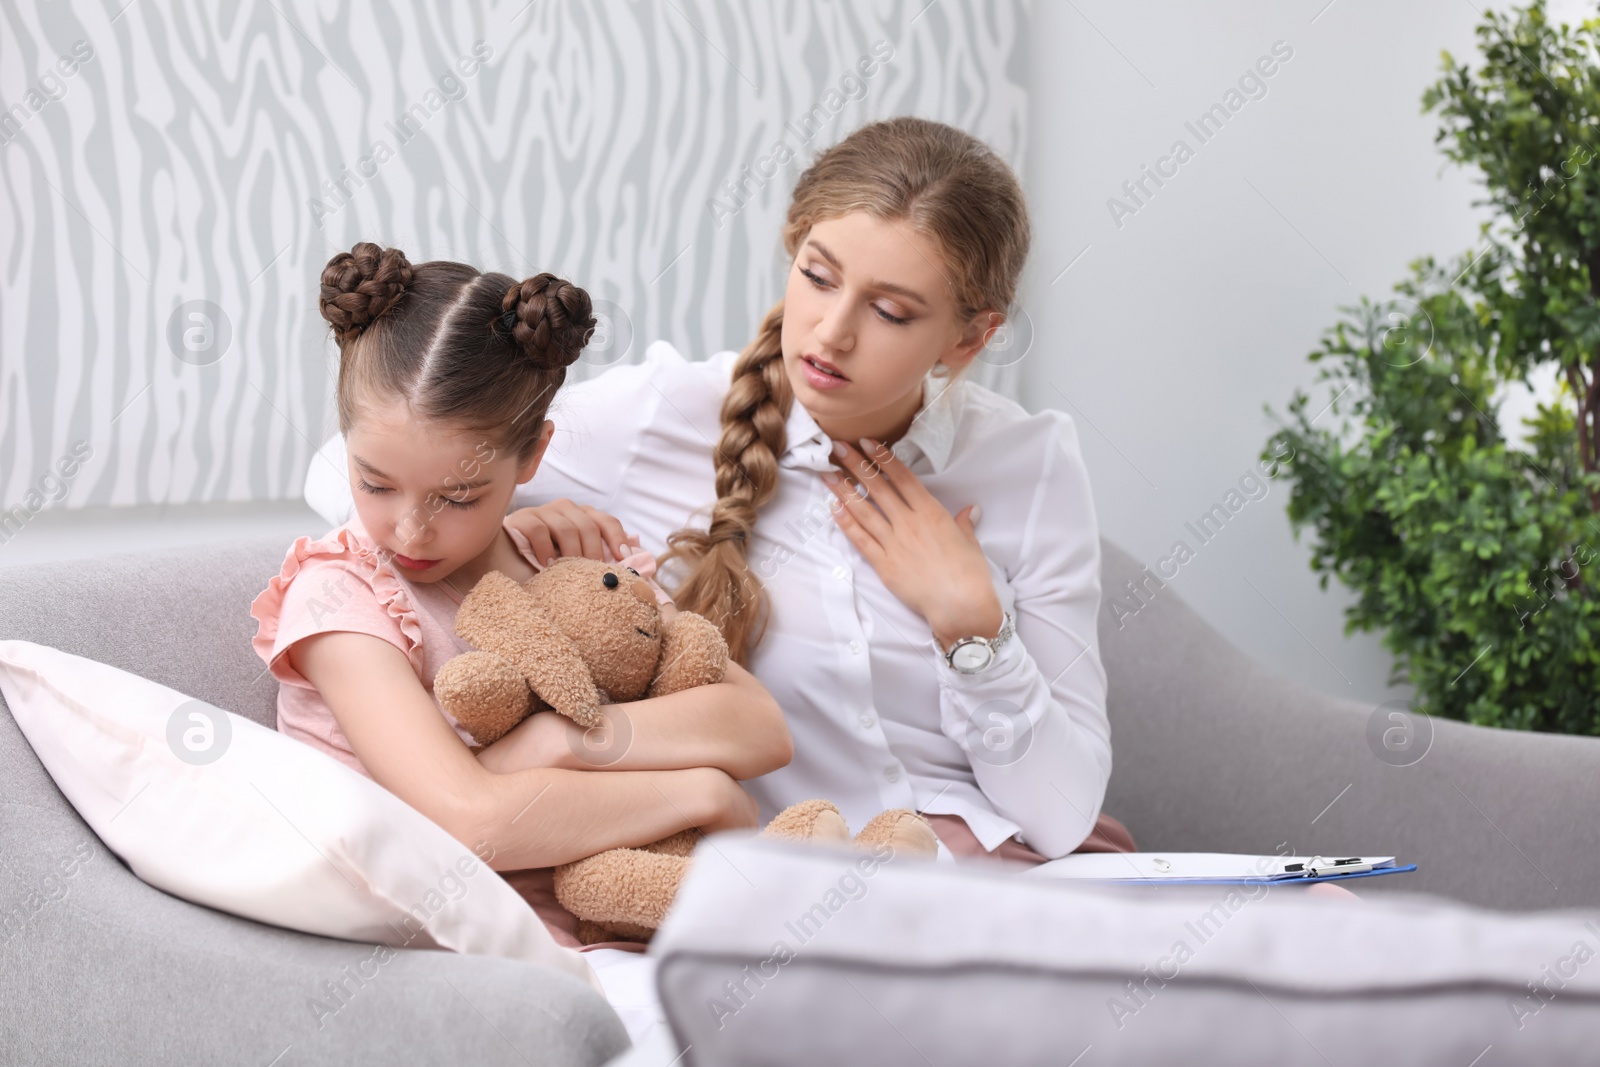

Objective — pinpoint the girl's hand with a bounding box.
[505,499,635,566]
[692,767,761,834]
[475,710,575,773]
[824,438,1004,651]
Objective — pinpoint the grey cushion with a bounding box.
[0,539,628,1066]
[645,836,1600,1067]
[1095,540,1600,911]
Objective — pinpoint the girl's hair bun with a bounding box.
[320,242,413,342]
[501,273,596,370]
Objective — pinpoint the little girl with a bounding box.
[249,243,791,966]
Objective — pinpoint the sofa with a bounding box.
[2,534,1597,1065]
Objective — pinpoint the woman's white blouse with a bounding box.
[304,341,1112,859]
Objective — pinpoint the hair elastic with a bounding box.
[500,308,518,334]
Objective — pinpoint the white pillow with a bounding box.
[0,640,598,993]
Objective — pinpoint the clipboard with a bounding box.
[1020,852,1419,886]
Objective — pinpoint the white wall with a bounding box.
[1021,0,1593,706]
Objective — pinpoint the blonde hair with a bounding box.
[659,117,1030,664]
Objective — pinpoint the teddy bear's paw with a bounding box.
[761,799,850,845]
[641,829,702,858]
[575,918,653,946]
[553,847,691,931]
[432,651,532,746]
[853,809,939,859]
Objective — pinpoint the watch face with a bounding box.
[950,640,993,673]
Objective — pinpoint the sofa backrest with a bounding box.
[0,537,284,730]
[1095,538,1600,911]
[4,534,1599,910]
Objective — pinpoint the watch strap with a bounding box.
[942,610,1014,672]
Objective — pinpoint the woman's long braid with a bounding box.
[660,301,789,664]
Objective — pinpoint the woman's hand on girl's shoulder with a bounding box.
[505,499,635,566]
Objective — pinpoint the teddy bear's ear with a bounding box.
[455,571,604,728]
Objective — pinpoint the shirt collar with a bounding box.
[895,373,959,474]
[779,397,834,473]
[780,372,959,474]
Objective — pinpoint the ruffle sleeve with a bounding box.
[249,525,426,687]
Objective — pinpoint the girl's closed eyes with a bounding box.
[355,479,481,509]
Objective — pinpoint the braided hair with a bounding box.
[319,242,595,462]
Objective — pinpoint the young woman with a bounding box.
[253,244,792,968]
[307,118,1132,866]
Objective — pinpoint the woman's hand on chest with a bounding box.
[822,437,1005,651]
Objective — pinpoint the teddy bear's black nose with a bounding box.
[602,572,619,589]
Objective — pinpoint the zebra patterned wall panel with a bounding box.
[0,0,1029,509]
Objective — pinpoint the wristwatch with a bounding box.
[941,611,1015,674]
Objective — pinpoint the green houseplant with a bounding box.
[1267,0,1600,734]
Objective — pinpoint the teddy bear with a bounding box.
[434,554,725,744]
[432,555,938,944]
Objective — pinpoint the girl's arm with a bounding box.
[475,659,793,779]
[288,631,759,869]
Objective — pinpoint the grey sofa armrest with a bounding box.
[0,539,628,1066]
[1097,539,1600,911]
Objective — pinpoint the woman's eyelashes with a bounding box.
[798,265,912,326]
[355,479,480,510]
[797,264,832,294]
[875,305,912,326]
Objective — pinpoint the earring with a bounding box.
[930,362,952,379]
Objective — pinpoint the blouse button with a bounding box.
[849,641,862,655]
[859,713,876,729]
[832,565,850,581]
[882,764,900,783]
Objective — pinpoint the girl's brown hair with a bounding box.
[659,117,1031,664]
[319,241,595,462]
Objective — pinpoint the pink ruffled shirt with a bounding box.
[250,514,544,773]
[250,514,670,952]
